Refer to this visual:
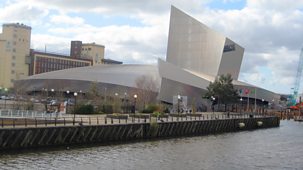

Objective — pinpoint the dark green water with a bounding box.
[0,120,302,170]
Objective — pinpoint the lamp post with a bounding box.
[73,92,78,125]
[211,96,216,115]
[124,92,127,113]
[115,93,119,113]
[177,95,181,114]
[262,99,265,115]
[4,88,8,109]
[133,94,137,113]
[240,98,243,114]
[66,90,70,114]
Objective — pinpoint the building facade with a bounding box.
[80,42,105,65]
[0,23,31,88]
[29,50,92,75]
[16,6,281,111]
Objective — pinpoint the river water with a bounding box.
[0,120,302,170]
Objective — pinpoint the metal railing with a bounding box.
[0,112,274,129]
[0,109,63,118]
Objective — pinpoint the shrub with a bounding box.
[74,104,94,114]
[149,121,159,137]
[102,104,113,114]
[142,104,160,113]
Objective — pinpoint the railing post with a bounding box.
[1,118,3,128]
[97,117,99,125]
[119,117,120,124]
[25,118,27,127]
[13,119,15,128]
[111,118,113,124]
[35,118,37,127]
[89,117,91,125]
[55,118,57,126]
[45,118,47,127]
[64,117,66,126]
[105,117,107,124]
[73,116,75,125]
[81,117,83,125]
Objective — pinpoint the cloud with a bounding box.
[0,0,302,94]
[50,14,85,25]
[0,0,48,24]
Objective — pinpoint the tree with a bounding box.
[204,74,239,112]
[135,75,159,110]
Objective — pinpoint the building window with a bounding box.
[12,56,16,60]
[11,63,15,67]
[11,70,15,74]
[12,48,16,52]
[88,48,91,50]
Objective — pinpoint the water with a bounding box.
[0,120,303,170]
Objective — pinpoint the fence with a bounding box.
[0,111,274,128]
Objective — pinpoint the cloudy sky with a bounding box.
[0,0,303,94]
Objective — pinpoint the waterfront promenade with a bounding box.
[0,109,272,128]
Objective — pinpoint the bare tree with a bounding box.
[135,75,159,110]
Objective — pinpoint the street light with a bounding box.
[66,90,70,114]
[133,94,137,113]
[73,92,78,125]
[124,92,127,113]
[240,98,243,114]
[177,95,181,114]
[211,96,216,115]
[4,88,8,109]
[262,99,265,115]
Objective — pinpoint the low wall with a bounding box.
[0,116,279,151]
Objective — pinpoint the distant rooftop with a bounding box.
[3,23,31,30]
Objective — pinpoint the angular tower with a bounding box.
[166,6,244,80]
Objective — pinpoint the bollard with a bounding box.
[111,118,113,124]
[73,117,75,125]
[89,117,91,125]
[97,117,99,125]
[119,118,120,124]
[105,118,107,124]
[144,117,146,123]
[126,118,127,124]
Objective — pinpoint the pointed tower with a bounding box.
[166,6,244,80]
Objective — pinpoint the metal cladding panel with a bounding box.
[16,64,161,92]
[166,6,226,77]
[158,59,210,89]
[158,78,208,107]
[218,38,244,80]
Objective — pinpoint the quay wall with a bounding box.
[0,117,280,151]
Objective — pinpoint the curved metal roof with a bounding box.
[23,64,161,89]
